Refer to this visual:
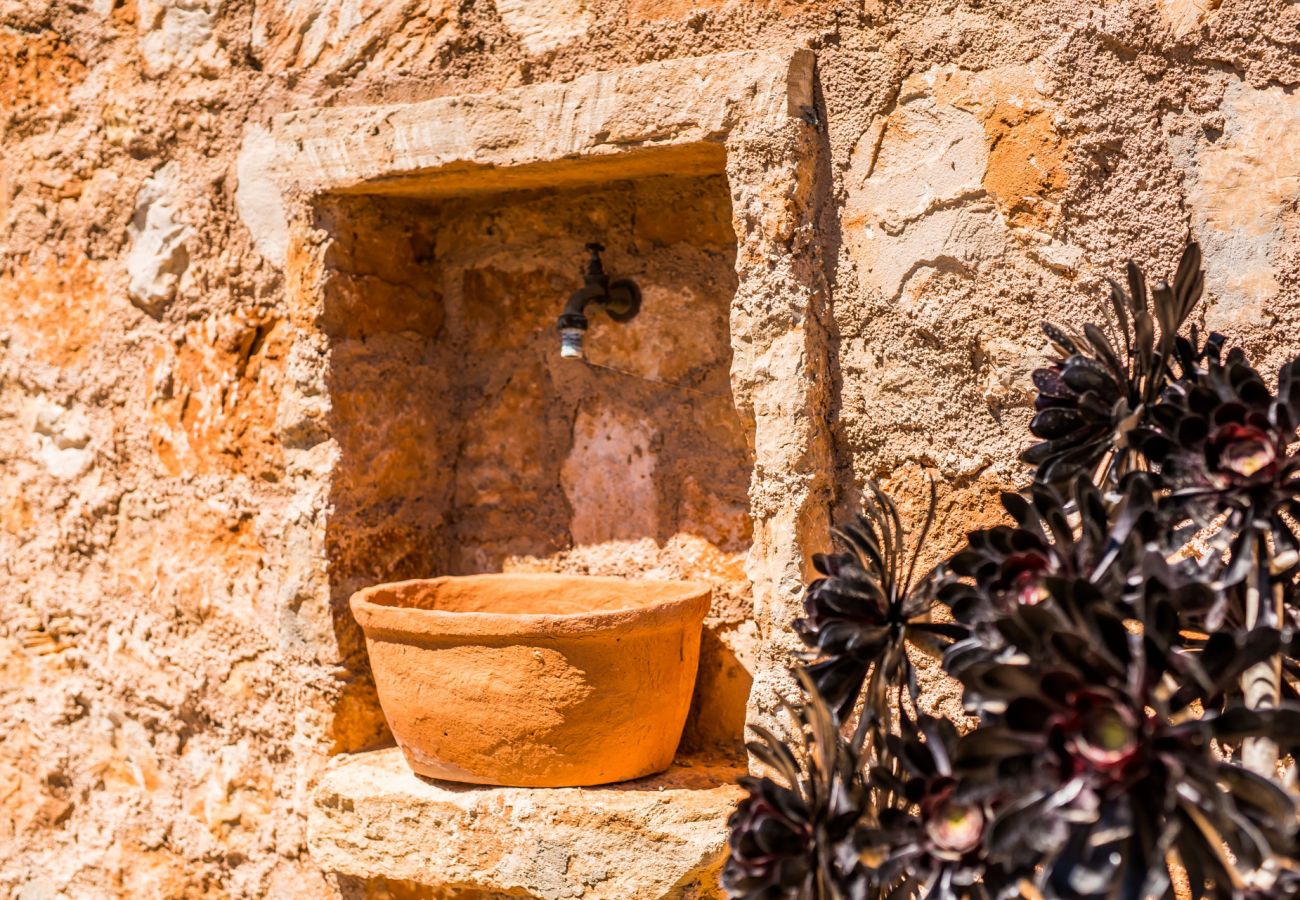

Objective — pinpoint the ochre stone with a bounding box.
[0,28,84,122]
[0,255,109,367]
[146,313,288,480]
[351,574,711,787]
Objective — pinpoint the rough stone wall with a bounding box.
[3,0,1299,897]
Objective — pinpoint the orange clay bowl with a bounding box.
[350,573,712,787]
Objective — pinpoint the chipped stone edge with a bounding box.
[308,748,747,899]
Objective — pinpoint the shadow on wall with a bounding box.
[318,173,754,762]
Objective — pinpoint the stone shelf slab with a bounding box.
[308,748,745,899]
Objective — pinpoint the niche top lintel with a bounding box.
[264,48,814,201]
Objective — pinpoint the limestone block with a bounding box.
[308,748,743,898]
[496,0,592,55]
[251,0,454,73]
[126,162,191,317]
[266,49,814,197]
[137,0,224,76]
[1171,80,1300,331]
[1158,0,1222,37]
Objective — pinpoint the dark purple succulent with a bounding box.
[725,244,1300,900]
[796,481,966,726]
[1136,341,1299,493]
[724,678,870,899]
[937,474,1192,696]
[1023,244,1204,487]
[940,476,1150,627]
[953,621,1298,900]
[725,777,816,897]
[859,717,1014,899]
[1132,339,1300,615]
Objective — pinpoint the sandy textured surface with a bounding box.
[4,0,1300,896]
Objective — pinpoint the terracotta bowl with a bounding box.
[350,573,712,787]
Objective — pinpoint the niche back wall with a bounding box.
[319,173,755,757]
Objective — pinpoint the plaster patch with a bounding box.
[1175,80,1300,330]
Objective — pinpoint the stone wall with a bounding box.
[3,1,1299,897]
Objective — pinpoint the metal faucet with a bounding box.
[556,243,641,359]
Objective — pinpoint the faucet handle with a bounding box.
[583,243,607,280]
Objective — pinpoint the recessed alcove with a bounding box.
[264,47,826,898]
[319,172,755,762]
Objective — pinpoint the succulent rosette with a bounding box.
[939,475,1156,627]
[1133,339,1300,613]
[859,717,1019,899]
[723,677,870,899]
[1137,341,1299,496]
[796,482,966,725]
[1023,244,1204,487]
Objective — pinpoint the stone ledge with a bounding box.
[307,748,745,899]
[264,48,814,199]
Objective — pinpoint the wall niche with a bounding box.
[319,172,755,762]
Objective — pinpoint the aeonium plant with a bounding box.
[724,243,1300,899]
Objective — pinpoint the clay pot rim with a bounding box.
[350,573,712,640]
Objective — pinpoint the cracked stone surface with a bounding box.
[309,749,744,899]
